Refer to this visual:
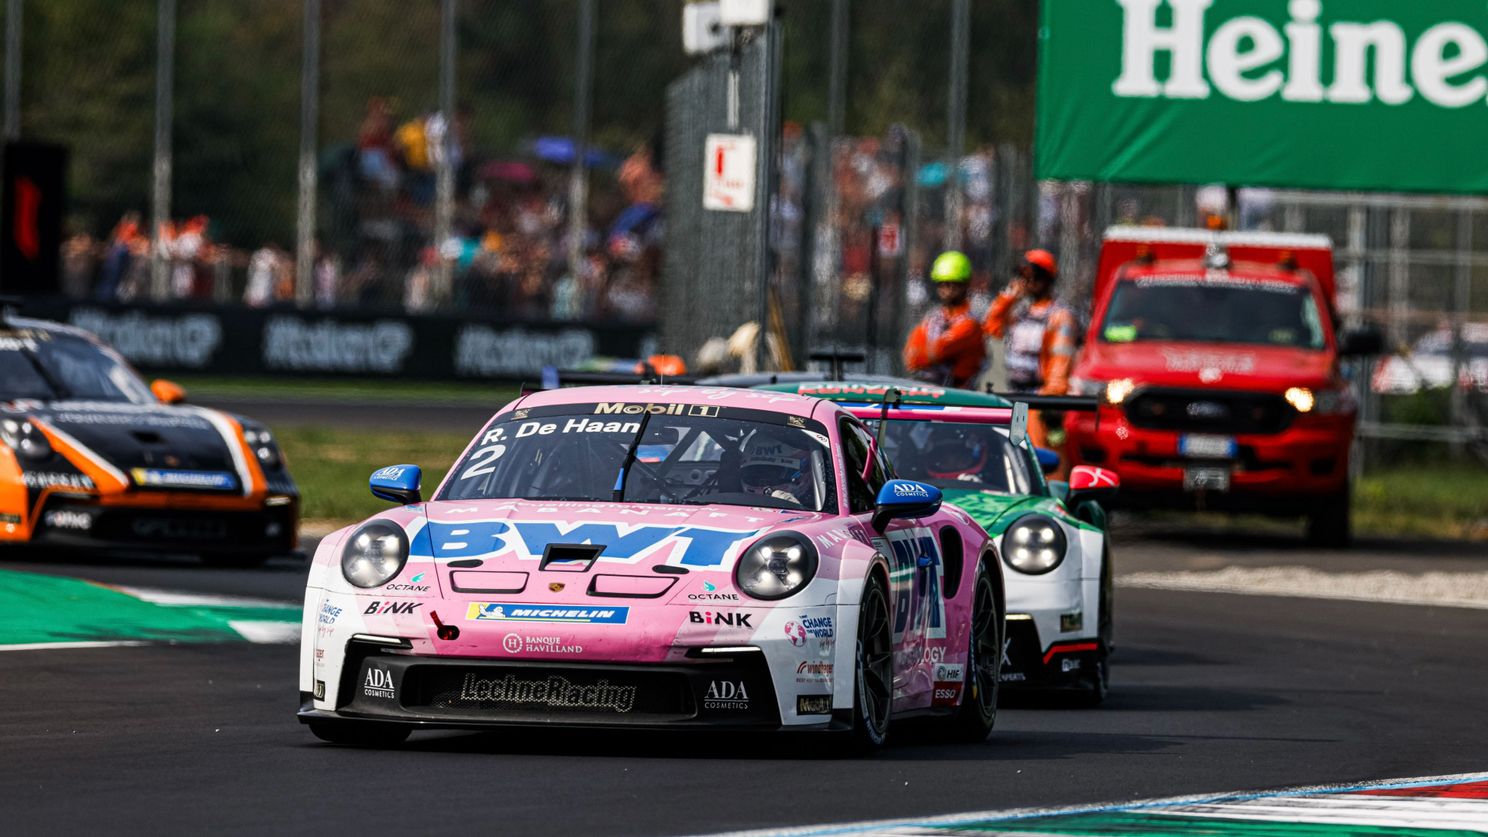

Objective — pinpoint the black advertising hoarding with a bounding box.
[17,299,658,382]
[1,142,68,295]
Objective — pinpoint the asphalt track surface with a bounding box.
[4,523,1486,836]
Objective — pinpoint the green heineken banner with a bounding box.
[1036,0,1488,193]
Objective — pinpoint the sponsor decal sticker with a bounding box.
[21,472,94,490]
[364,601,420,615]
[934,663,965,683]
[796,694,832,715]
[467,603,628,624]
[362,663,396,701]
[795,661,833,683]
[43,510,92,531]
[318,602,342,625]
[932,684,962,706]
[371,466,407,481]
[784,621,807,647]
[594,402,720,417]
[313,680,325,700]
[892,481,931,499]
[797,614,833,639]
[458,673,635,713]
[702,680,751,711]
[130,468,237,490]
[688,610,753,627]
[501,632,584,655]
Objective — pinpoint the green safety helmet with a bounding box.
[930,250,972,283]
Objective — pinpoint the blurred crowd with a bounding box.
[57,97,664,323]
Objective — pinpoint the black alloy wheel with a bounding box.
[851,576,894,752]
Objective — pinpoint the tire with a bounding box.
[849,575,894,753]
[307,719,410,748]
[949,569,1001,742]
[1306,486,1351,548]
[1076,552,1113,707]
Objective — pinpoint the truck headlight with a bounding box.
[1287,386,1352,415]
[341,521,409,588]
[1002,515,1067,575]
[735,534,818,600]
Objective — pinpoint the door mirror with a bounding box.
[1338,325,1385,357]
[1067,465,1119,507]
[871,479,943,533]
[151,379,187,405]
[1034,447,1060,474]
[370,464,422,505]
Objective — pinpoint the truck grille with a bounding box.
[1124,388,1294,435]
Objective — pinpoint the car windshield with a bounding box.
[0,329,155,404]
[440,404,837,512]
[866,418,1033,494]
[1102,277,1326,349]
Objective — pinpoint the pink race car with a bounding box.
[297,385,1006,751]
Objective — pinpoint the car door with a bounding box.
[839,417,935,709]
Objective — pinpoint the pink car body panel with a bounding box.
[299,386,997,731]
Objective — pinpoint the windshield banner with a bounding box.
[1037,0,1488,193]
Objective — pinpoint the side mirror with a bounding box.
[1338,325,1385,357]
[370,464,422,505]
[1034,447,1060,474]
[151,379,187,405]
[871,479,943,533]
[1067,465,1119,507]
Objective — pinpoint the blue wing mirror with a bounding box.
[1034,447,1061,474]
[871,479,943,533]
[370,464,422,505]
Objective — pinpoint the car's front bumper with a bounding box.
[298,644,850,733]
[21,494,299,556]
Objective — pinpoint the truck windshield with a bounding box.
[440,407,836,512]
[1101,278,1326,350]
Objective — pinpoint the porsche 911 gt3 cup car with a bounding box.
[298,385,1005,750]
[764,382,1119,703]
[0,314,298,563]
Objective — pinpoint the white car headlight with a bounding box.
[1,419,53,461]
[1001,515,1067,575]
[734,534,818,600]
[242,426,283,469]
[341,521,409,588]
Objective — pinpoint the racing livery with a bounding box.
[298,385,1005,750]
[765,382,1118,702]
[0,315,298,562]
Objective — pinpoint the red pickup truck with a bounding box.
[1064,228,1382,546]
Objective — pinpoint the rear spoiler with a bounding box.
[537,367,698,390]
[985,389,1101,412]
[806,350,867,381]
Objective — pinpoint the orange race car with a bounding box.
[0,313,298,564]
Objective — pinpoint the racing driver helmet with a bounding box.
[926,428,989,482]
[739,431,813,506]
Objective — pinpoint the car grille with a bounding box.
[1124,388,1294,435]
[410,665,693,721]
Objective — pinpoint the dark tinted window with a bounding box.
[1103,278,1325,349]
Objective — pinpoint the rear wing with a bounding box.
[1095,227,1336,304]
[984,391,1100,413]
[537,366,697,391]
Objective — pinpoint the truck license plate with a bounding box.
[1180,434,1236,459]
[1183,467,1231,492]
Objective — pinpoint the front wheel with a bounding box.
[949,569,1000,742]
[849,575,894,753]
[307,719,410,748]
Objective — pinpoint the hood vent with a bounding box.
[539,543,603,573]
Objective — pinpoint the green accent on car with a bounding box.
[0,569,298,647]
[758,380,1014,409]
[941,488,1103,536]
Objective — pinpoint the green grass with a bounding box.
[172,375,520,405]
[281,422,1488,542]
[1354,463,1488,540]
[278,426,470,524]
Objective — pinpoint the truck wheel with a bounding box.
[1307,488,1351,548]
[307,719,410,748]
[949,569,1001,742]
[848,575,893,753]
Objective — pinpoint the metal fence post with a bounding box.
[943,0,969,251]
[295,0,321,307]
[150,0,176,301]
[567,0,596,288]
[753,17,782,370]
[433,0,457,306]
[2,0,19,141]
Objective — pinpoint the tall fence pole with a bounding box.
[827,0,848,138]
[753,17,783,369]
[2,0,19,141]
[434,0,457,305]
[943,0,969,251]
[150,0,176,301]
[295,0,321,307]
[567,0,596,286]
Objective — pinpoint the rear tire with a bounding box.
[849,575,893,754]
[1306,487,1351,548]
[307,719,410,748]
[949,569,1001,742]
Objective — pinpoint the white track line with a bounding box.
[111,586,297,610]
[0,640,150,652]
[227,620,300,644]
[1120,566,1488,610]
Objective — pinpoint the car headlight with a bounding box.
[242,425,283,469]
[1001,514,1067,575]
[341,521,409,589]
[0,419,53,461]
[734,534,818,600]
